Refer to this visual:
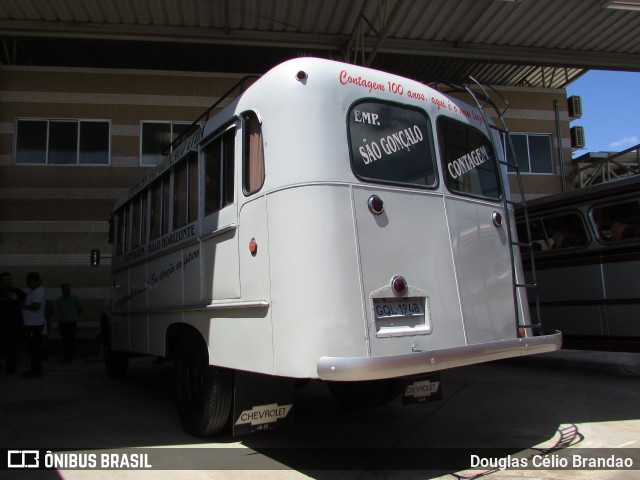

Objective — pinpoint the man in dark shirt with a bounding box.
[0,272,26,374]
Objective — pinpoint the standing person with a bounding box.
[56,283,81,363]
[22,272,46,378]
[0,272,26,374]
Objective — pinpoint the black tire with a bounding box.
[105,350,129,379]
[174,331,233,437]
[327,379,394,408]
[101,315,129,379]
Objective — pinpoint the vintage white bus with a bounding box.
[517,175,640,352]
[99,57,561,437]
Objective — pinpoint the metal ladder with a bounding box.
[438,78,543,338]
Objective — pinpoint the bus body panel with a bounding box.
[351,186,468,355]
[266,184,368,378]
[444,196,516,344]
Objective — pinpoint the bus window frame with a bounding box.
[242,111,265,197]
[202,122,237,217]
[520,209,591,254]
[590,196,640,245]
[437,115,503,202]
[346,99,439,191]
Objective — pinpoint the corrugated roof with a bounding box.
[1,0,639,87]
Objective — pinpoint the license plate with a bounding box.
[374,299,424,319]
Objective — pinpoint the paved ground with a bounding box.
[1,340,639,479]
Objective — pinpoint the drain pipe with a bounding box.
[554,100,566,191]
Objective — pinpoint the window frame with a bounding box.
[14,118,111,166]
[437,116,502,202]
[139,120,195,166]
[347,100,438,191]
[505,132,554,175]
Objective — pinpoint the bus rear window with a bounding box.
[348,101,436,188]
[438,117,501,200]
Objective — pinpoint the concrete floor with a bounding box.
[1,343,639,479]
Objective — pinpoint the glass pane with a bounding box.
[16,120,47,164]
[173,162,189,229]
[150,181,162,240]
[592,199,640,243]
[162,175,170,235]
[49,121,78,164]
[244,113,264,194]
[131,195,142,249]
[349,102,436,187]
[141,122,171,166]
[223,129,235,206]
[507,134,530,173]
[188,154,198,223]
[115,208,127,255]
[439,117,501,200]
[79,121,109,165]
[529,135,554,174]
[204,138,222,215]
[543,213,589,250]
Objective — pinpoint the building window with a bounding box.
[15,119,110,165]
[140,121,193,166]
[506,133,553,174]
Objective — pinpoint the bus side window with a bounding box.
[188,154,198,223]
[592,199,640,243]
[243,112,264,195]
[115,208,127,256]
[173,160,189,228]
[131,193,145,248]
[204,127,235,215]
[542,213,589,250]
[150,180,162,240]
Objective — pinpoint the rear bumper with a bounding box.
[317,332,562,381]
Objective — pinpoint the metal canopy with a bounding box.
[1,0,639,88]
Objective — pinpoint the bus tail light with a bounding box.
[249,238,258,256]
[368,195,384,215]
[391,276,408,296]
[295,70,308,82]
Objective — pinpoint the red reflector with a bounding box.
[391,276,408,296]
[519,327,527,337]
[368,195,384,215]
[249,238,258,256]
[295,70,308,81]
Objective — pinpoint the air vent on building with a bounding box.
[568,96,582,119]
[570,126,586,149]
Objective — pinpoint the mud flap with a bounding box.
[400,372,442,405]
[232,371,295,436]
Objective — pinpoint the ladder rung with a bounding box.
[499,160,520,170]
[518,324,543,329]
[515,283,536,288]
[505,199,525,207]
[512,241,532,248]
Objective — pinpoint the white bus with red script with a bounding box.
[100,57,561,437]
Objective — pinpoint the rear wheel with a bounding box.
[174,331,233,437]
[101,315,129,379]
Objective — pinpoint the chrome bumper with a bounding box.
[317,332,562,381]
